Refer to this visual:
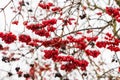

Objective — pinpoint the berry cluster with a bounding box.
[67,35,87,50]
[44,49,59,59]
[12,20,19,25]
[42,18,57,26]
[19,34,31,44]
[38,2,62,12]
[96,33,120,52]
[44,49,88,72]
[60,59,88,71]
[106,7,120,22]
[41,37,68,48]
[19,34,40,47]
[38,2,54,10]
[25,18,57,38]
[0,32,16,44]
[85,49,100,58]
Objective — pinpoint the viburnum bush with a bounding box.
[0,0,120,80]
